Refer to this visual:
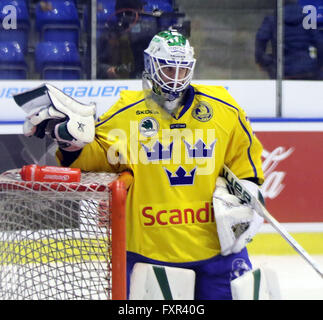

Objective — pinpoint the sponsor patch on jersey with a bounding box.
[139,117,159,137]
[170,123,186,129]
[140,201,214,228]
[191,101,213,122]
[136,109,159,115]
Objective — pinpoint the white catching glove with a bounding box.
[213,176,264,256]
[13,83,96,152]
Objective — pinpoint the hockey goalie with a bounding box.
[13,29,282,300]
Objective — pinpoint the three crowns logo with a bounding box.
[183,139,217,158]
[141,141,174,161]
[164,166,196,186]
[141,138,216,186]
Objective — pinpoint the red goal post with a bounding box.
[0,167,132,300]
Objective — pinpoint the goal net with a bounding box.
[0,168,129,300]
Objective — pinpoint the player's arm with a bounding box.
[224,107,264,185]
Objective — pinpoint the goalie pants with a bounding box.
[126,248,252,300]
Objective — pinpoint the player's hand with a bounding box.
[212,177,264,256]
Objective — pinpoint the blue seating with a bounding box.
[35,41,82,79]
[143,0,173,13]
[143,0,176,29]
[97,0,116,25]
[0,41,27,79]
[46,0,77,4]
[82,1,117,43]
[0,0,30,54]
[96,0,117,39]
[35,0,80,47]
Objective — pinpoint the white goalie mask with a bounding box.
[143,30,196,113]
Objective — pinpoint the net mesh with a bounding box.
[0,169,119,300]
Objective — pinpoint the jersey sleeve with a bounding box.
[224,107,264,185]
[56,139,127,172]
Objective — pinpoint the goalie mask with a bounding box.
[143,30,196,113]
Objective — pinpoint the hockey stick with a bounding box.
[221,164,323,279]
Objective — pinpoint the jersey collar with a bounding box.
[171,85,195,120]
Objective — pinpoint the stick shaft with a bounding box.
[223,165,323,279]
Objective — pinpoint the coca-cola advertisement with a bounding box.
[256,131,323,223]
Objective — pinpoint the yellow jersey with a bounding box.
[58,84,264,263]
